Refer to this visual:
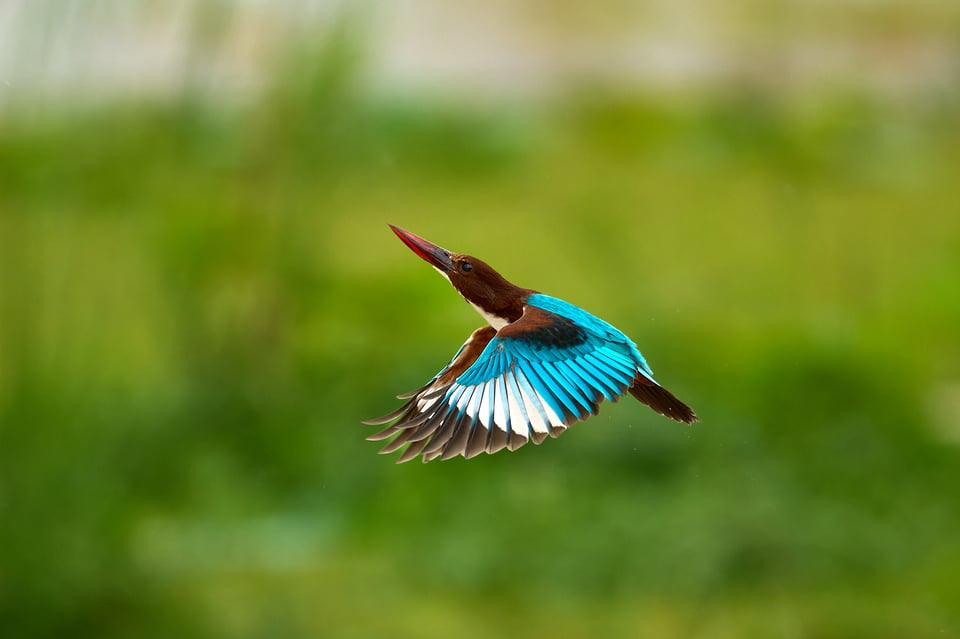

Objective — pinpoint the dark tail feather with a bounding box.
[629,378,698,424]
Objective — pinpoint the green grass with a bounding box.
[1,65,959,638]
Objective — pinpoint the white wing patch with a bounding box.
[477,381,493,428]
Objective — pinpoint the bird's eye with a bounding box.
[460,262,473,272]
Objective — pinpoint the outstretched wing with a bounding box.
[363,326,497,462]
[363,299,646,463]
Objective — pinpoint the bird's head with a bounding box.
[389,225,530,327]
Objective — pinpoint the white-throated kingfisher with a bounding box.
[365,225,698,463]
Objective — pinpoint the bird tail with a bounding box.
[629,377,698,424]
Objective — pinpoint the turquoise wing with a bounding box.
[364,297,649,462]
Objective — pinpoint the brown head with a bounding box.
[389,225,532,328]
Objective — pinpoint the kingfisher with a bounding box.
[364,225,698,463]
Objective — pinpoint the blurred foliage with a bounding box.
[2,33,960,639]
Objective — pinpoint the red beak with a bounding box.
[389,225,455,273]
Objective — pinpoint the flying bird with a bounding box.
[365,225,698,462]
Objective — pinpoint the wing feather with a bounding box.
[440,411,474,460]
[486,420,509,454]
[404,406,449,443]
[549,359,601,413]
[505,371,530,443]
[514,368,550,435]
[572,357,618,401]
[363,298,688,462]
[397,437,430,463]
[526,358,588,419]
[464,411,490,458]
[478,379,493,428]
[378,428,415,454]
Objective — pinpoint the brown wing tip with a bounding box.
[629,379,699,424]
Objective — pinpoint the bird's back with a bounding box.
[525,293,655,379]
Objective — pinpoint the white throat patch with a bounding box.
[433,266,510,330]
[469,301,509,330]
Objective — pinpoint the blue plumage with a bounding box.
[372,295,653,459]
[365,226,698,462]
[456,294,653,405]
[527,294,655,378]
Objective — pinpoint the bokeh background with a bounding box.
[2,1,960,637]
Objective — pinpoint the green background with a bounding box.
[2,5,960,638]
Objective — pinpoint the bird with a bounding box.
[364,225,698,463]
